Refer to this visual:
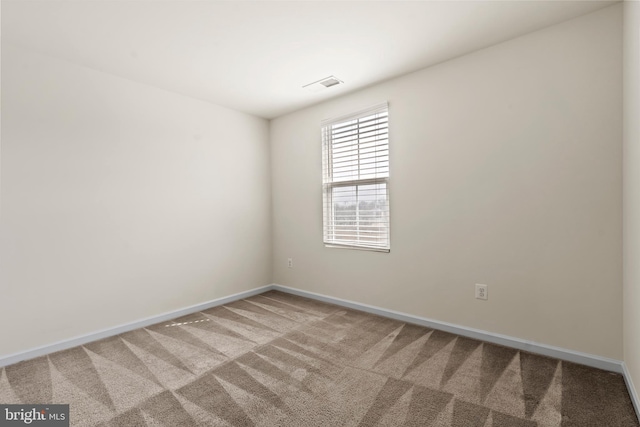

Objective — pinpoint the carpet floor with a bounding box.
[0,290,638,426]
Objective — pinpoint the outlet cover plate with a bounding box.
[475,284,488,300]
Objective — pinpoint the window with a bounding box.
[322,102,390,252]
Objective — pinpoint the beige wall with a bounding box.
[271,5,623,359]
[0,45,272,357]
[624,0,640,402]
[0,4,629,367]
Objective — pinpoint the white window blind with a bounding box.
[322,102,390,252]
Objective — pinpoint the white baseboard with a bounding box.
[2,281,638,420]
[275,285,640,422]
[2,281,636,421]
[272,284,624,373]
[623,362,640,423]
[0,284,275,368]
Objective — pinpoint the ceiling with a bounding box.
[2,0,617,119]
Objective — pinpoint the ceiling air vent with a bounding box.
[303,76,344,93]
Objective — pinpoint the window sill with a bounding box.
[324,243,390,253]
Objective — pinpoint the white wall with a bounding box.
[271,5,623,359]
[0,45,272,357]
[624,0,640,405]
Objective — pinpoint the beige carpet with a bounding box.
[0,290,638,426]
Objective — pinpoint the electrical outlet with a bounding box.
[287,258,293,269]
[475,284,488,300]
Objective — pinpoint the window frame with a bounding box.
[321,102,390,252]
